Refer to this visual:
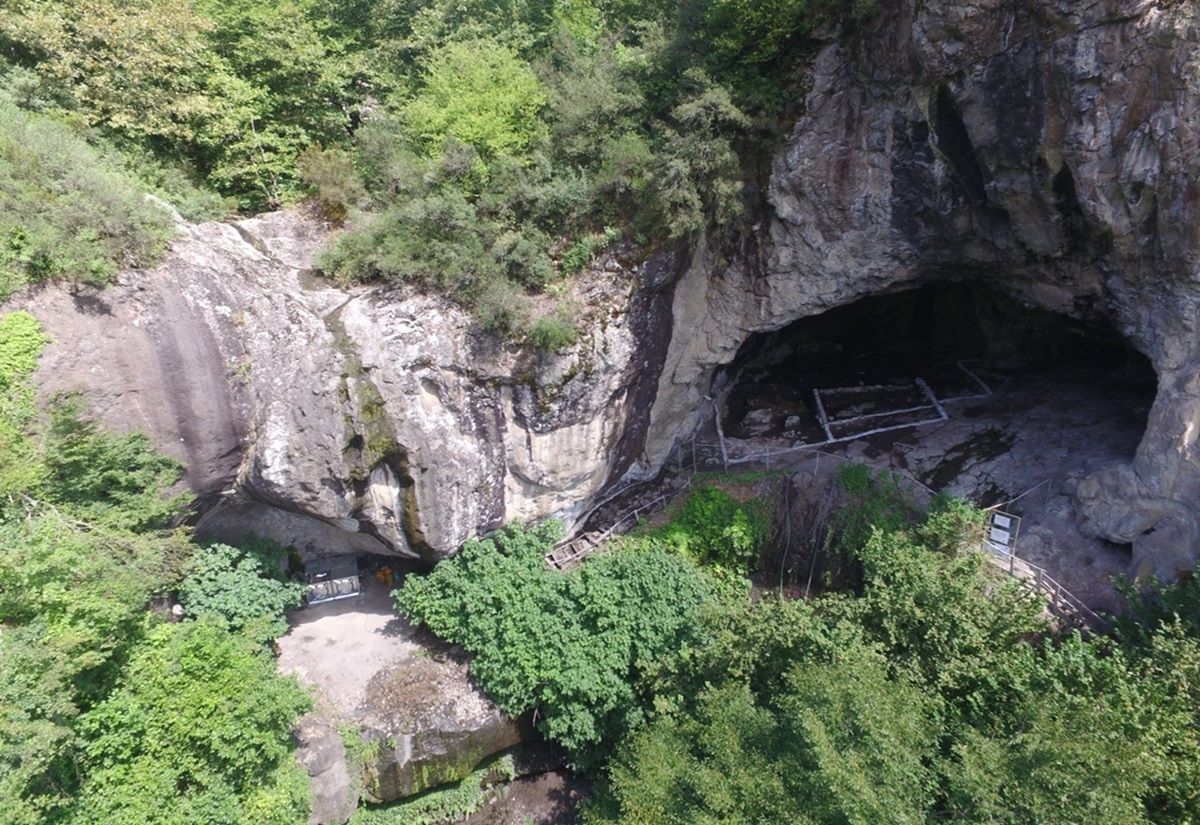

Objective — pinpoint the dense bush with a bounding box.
[0,311,48,497]
[0,96,174,299]
[71,620,311,825]
[0,0,356,210]
[0,0,877,326]
[38,399,186,531]
[395,521,718,757]
[588,475,1200,824]
[528,309,579,351]
[0,312,311,824]
[178,538,305,640]
[630,483,772,576]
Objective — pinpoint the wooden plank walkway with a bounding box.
[982,547,1109,630]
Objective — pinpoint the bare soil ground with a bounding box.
[276,575,424,716]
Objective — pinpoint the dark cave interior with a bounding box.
[716,282,1157,446]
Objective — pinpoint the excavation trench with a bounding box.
[708,282,1156,610]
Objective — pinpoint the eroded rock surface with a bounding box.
[357,656,533,803]
[641,0,1200,579]
[279,577,532,820]
[6,209,669,561]
[5,0,1199,577]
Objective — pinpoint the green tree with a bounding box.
[396,521,717,757]
[0,97,174,298]
[631,484,770,576]
[593,651,936,825]
[178,538,305,640]
[403,38,549,163]
[71,620,311,825]
[39,399,186,531]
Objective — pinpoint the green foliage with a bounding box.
[560,227,619,274]
[177,538,305,640]
[403,39,548,163]
[0,95,173,298]
[0,310,47,387]
[594,653,936,825]
[589,490,1200,824]
[298,144,366,222]
[528,307,579,351]
[0,311,48,498]
[0,508,192,823]
[350,754,516,825]
[396,521,717,758]
[0,311,312,825]
[0,0,876,327]
[38,399,186,531]
[633,484,771,576]
[0,0,358,209]
[700,0,868,64]
[71,620,311,825]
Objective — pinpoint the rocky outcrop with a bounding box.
[7,209,672,561]
[640,0,1200,580]
[356,656,533,802]
[294,715,358,825]
[6,0,1199,577]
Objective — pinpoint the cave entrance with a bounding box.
[712,282,1157,611]
[715,282,1155,457]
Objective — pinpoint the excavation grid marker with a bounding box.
[915,377,949,419]
[549,358,1001,569]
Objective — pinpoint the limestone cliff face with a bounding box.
[11,209,673,561]
[643,0,1200,580]
[7,0,1199,576]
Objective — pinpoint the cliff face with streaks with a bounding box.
[8,0,1199,578]
[11,208,672,561]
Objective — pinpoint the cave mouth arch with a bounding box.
[712,281,1156,484]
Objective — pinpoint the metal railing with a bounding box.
[544,364,1108,632]
[982,547,1109,630]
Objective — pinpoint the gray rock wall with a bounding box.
[6,0,1199,576]
[7,208,662,561]
[641,0,1200,579]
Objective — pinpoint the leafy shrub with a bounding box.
[634,484,771,576]
[402,38,549,163]
[0,97,174,298]
[297,144,366,222]
[0,311,48,497]
[591,652,937,825]
[396,521,717,758]
[72,620,311,825]
[39,398,186,531]
[528,308,579,351]
[177,538,305,640]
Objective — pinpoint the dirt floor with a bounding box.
[740,363,1151,613]
[276,575,424,716]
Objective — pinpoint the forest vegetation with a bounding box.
[0,312,314,824]
[0,0,868,336]
[398,474,1200,824]
[4,1,1200,824]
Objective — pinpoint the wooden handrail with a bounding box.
[548,434,1110,635]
